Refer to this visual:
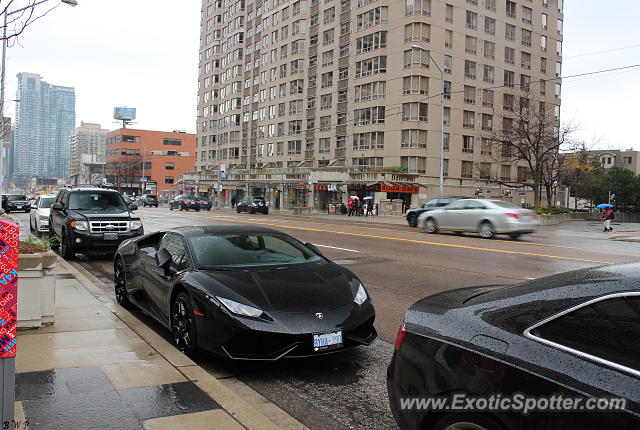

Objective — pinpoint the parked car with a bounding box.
[49,188,143,259]
[29,194,57,234]
[387,262,640,430]
[405,196,464,227]
[236,196,269,214]
[198,198,212,211]
[141,194,159,208]
[168,195,201,211]
[113,225,377,359]
[417,199,538,239]
[2,194,30,213]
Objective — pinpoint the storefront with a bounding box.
[313,184,343,211]
[282,183,308,209]
[381,183,420,211]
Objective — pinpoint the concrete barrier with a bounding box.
[538,213,572,225]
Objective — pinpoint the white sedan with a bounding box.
[29,194,57,235]
[417,199,538,239]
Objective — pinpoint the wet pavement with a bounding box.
[17,367,219,430]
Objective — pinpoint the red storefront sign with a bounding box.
[380,184,420,194]
[0,219,18,358]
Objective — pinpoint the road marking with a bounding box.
[315,244,361,253]
[182,214,614,265]
[196,212,589,251]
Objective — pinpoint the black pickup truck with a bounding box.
[49,188,144,259]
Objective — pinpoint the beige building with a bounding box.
[196,0,564,209]
[68,122,109,186]
[590,149,640,174]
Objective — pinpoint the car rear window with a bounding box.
[8,195,26,201]
[147,195,157,200]
[252,197,265,202]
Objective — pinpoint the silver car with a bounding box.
[29,194,57,234]
[417,199,538,239]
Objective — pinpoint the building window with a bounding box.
[461,160,473,178]
[479,162,491,179]
[402,102,428,121]
[401,129,427,148]
[464,85,476,104]
[122,135,140,143]
[163,138,182,146]
[356,56,387,77]
[165,162,175,170]
[356,31,387,54]
[500,165,511,181]
[406,0,431,16]
[403,76,428,95]
[462,136,474,153]
[463,110,475,129]
[464,60,476,78]
[165,176,175,184]
[404,22,430,42]
[465,10,477,30]
[403,48,429,69]
[401,156,427,174]
[354,106,386,125]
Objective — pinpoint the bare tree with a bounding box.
[0,0,72,43]
[105,155,141,193]
[77,162,103,186]
[482,87,576,209]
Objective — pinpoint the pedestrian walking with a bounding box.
[231,197,236,208]
[347,198,354,216]
[602,207,614,232]
[365,201,374,217]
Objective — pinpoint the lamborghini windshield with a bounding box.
[189,233,323,269]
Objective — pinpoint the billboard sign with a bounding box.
[113,107,137,121]
[220,163,227,179]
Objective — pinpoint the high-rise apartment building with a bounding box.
[14,72,76,180]
[68,122,109,185]
[196,0,563,209]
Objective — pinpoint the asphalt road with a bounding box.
[15,208,640,430]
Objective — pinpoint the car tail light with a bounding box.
[182,199,190,203]
[394,324,407,351]
[196,200,201,203]
[505,213,520,219]
[531,214,538,219]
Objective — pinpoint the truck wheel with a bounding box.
[60,229,75,260]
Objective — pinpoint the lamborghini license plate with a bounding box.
[313,331,343,351]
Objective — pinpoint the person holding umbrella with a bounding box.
[597,203,614,232]
[364,196,375,217]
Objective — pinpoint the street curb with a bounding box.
[57,257,290,430]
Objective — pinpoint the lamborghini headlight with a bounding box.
[354,283,368,305]
[216,296,263,318]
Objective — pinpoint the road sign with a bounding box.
[140,177,147,182]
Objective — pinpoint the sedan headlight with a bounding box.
[70,220,89,231]
[354,283,368,305]
[129,220,143,230]
[216,296,263,318]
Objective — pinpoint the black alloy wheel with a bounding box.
[407,213,418,227]
[114,260,131,308]
[172,292,197,357]
[30,218,36,234]
[236,207,242,213]
[59,229,75,260]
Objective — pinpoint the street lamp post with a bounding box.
[411,45,445,197]
[0,0,78,191]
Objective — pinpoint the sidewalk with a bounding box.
[15,257,304,430]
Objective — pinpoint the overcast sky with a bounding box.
[4,0,640,149]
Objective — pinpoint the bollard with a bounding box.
[0,218,18,428]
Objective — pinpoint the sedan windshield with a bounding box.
[68,192,128,212]
[189,233,323,269]
[38,197,55,208]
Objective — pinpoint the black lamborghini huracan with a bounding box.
[113,225,377,359]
